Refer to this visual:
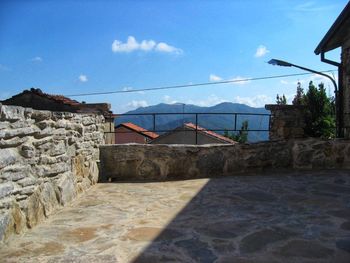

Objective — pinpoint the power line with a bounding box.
[66,70,337,97]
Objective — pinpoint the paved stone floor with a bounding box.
[1,170,350,263]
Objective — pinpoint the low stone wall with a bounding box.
[0,104,104,242]
[265,104,306,140]
[100,139,350,181]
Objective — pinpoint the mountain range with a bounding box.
[115,102,270,142]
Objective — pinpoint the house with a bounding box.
[115,122,159,144]
[1,88,116,143]
[314,1,350,138]
[1,88,112,114]
[150,122,236,145]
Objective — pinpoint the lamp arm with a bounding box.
[289,63,338,92]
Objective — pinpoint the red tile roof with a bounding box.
[118,122,159,139]
[27,89,80,106]
[184,123,236,144]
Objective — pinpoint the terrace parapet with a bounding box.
[265,104,306,140]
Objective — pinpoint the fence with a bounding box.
[105,112,271,144]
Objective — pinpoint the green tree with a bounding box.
[292,82,304,105]
[276,94,287,105]
[224,120,249,143]
[293,81,335,138]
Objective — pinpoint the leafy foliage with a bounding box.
[224,120,249,143]
[293,81,335,138]
[276,94,287,105]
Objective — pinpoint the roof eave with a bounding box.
[315,2,350,55]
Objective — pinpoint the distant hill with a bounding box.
[115,102,270,142]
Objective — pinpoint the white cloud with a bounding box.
[209,74,222,82]
[280,79,301,85]
[233,95,273,107]
[187,94,227,107]
[155,42,182,54]
[122,86,145,94]
[230,76,251,85]
[209,74,250,84]
[122,87,133,92]
[280,73,337,89]
[112,36,182,54]
[254,45,270,58]
[127,100,148,108]
[31,56,42,62]
[163,95,178,104]
[78,74,88,82]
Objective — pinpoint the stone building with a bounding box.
[114,122,159,144]
[1,88,115,143]
[150,123,236,145]
[315,1,350,138]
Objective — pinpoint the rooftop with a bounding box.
[3,88,80,106]
[116,122,159,139]
[1,170,349,262]
[184,122,237,144]
[315,1,350,54]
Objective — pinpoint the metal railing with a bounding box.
[106,112,271,144]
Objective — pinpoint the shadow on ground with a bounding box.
[131,171,350,263]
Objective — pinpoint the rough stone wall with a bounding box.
[265,104,306,140]
[0,104,104,242]
[342,39,350,138]
[100,138,350,181]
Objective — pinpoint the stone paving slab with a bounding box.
[0,170,350,262]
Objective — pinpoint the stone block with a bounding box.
[11,203,26,234]
[10,119,34,129]
[0,170,26,182]
[20,143,36,158]
[0,121,9,130]
[40,182,59,217]
[2,127,39,139]
[49,140,66,156]
[34,127,54,139]
[0,210,11,242]
[25,190,44,228]
[0,197,13,209]
[17,176,37,187]
[36,162,70,177]
[33,137,53,147]
[55,172,76,206]
[0,137,28,148]
[0,182,15,198]
[52,128,67,140]
[36,120,55,130]
[88,161,99,184]
[82,116,96,126]
[0,105,25,121]
[16,185,36,196]
[31,110,51,121]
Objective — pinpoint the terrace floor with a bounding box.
[1,170,350,263]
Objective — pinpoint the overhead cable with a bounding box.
[66,70,337,97]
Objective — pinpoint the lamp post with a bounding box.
[268,58,340,138]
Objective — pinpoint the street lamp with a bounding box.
[268,59,338,92]
[268,58,340,137]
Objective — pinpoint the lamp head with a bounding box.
[268,59,292,67]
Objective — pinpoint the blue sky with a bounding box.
[0,0,348,113]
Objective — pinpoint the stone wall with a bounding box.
[0,104,104,242]
[265,104,306,140]
[342,38,350,138]
[100,139,350,181]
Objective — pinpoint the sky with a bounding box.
[0,0,348,113]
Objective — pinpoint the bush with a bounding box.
[293,81,335,138]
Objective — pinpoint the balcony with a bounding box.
[0,170,349,262]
